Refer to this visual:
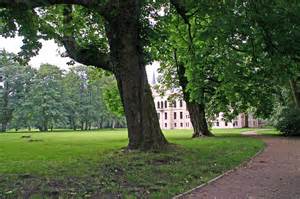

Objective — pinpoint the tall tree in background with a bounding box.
[62,67,81,130]
[0,0,167,150]
[0,50,34,132]
[9,65,36,131]
[26,64,65,131]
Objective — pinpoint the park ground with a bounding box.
[0,128,273,198]
[180,131,300,199]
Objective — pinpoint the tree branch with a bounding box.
[61,36,112,72]
[0,0,111,18]
[61,5,112,72]
[0,0,96,8]
[170,0,189,24]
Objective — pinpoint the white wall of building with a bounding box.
[153,90,263,129]
[155,93,192,130]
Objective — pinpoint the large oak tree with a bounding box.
[0,0,168,150]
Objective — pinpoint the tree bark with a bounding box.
[170,1,213,137]
[188,103,213,137]
[105,0,168,150]
[176,61,213,137]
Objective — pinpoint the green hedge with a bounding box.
[275,108,300,136]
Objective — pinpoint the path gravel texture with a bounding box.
[179,133,300,199]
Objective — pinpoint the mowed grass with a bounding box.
[0,128,264,198]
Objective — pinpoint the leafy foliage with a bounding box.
[274,107,300,136]
[0,50,35,131]
[103,80,124,118]
[0,51,125,132]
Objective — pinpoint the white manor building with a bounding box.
[152,89,263,130]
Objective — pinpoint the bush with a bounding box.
[275,107,300,136]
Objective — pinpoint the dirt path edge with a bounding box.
[173,131,266,199]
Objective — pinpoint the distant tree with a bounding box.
[10,66,36,131]
[62,66,126,130]
[26,64,65,131]
[61,67,81,130]
[0,50,34,132]
[102,78,125,128]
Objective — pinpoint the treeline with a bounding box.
[0,51,126,132]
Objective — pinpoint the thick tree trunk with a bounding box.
[176,61,213,137]
[188,103,213,137]
[115,74,168,150]
[105,0,168,150]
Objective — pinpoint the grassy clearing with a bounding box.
[254,128,281,136]
[0,128,264,198]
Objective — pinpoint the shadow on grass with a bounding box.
[4,128,126,134]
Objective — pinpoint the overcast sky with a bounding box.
[0,36,158,82]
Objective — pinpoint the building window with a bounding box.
[234,121,238,127]
[174,123,177,127]
[180,123,183,127]
[186,123,189,127]
[174,112,177,119]
[186,115,190,119]
[164,101,167,108]
[157,113,160,119]
[180,100,183,107]
[161,101,163,109]
[164,112,167,120]
[165,123,167,128]
[216,120,219,127]
[225,121,228,127]
[157,102,160,109]
[180,112,183,119]
[173,101,176,108]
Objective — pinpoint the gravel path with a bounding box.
[179,133,300,199]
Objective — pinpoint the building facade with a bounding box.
[153,90,263,130]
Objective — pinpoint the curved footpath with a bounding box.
[176,132,300,199]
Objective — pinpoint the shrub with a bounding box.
[275,107,300,136]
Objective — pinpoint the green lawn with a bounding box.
[255,128,281,136]
[0,128,264,198]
